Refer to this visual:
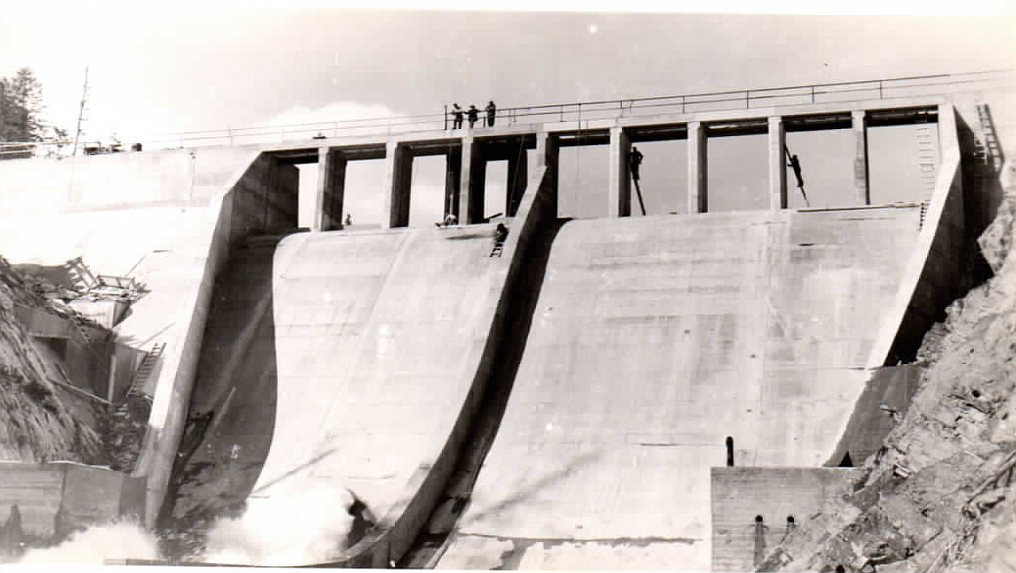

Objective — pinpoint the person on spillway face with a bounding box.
[629,146,644,182]
[436,213,458,227]
[451,104,464,129]
[486,101,497,127]
[494,222,509,244]
[467,104,480,128]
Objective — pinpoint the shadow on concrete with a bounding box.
[156,235,283,556]
[247,448,337,496]
[465,448,602,526]
[398,219,567,568]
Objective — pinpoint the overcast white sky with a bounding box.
[2,3,1015,224]
[2,3,1013,140]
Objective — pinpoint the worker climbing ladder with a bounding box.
[490,223,509,257]
[784,146,810,207]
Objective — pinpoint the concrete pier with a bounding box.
[853,110,871,205]
[314,147,345,232]
[608,126,632,217]
[768,116,787,210]
[688,120,708,213]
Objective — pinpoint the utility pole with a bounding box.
[73,67,89,157]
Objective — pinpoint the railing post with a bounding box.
[228,128,233,146]
[334,122,339,137]
[682,95,686,114]
[810,85,815,104]
[879,80,884,99]
[619,100,624,118]
[560,106,564,122]
[746,90,750,109]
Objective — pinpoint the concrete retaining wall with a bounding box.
[868,104,967,367]
[132,151,285,528]
[711,467,858,572]
[0,462,145,540]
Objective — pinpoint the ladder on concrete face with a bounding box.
[976,104,1003,173]
[916,125,938,205]
[124,342,165,403]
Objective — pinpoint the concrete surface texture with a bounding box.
[436,207,921,570]
[0,462,145,540]
[0,147,257,272]
[710,467,859,572]
[167,224,507,535]
[257,226,502,514]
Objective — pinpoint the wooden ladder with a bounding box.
[124,342,166,403]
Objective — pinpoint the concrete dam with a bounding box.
[0,74,1010,570]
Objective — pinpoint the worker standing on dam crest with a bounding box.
[468,105,480,128]
[451,104,464,129]
[629,146,644,182]
[486,101,497,127]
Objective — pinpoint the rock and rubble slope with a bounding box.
[761,161,1016,573]
[0,256,104,464]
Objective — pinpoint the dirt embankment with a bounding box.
[761,164,1016,573]
[0,256,104,464]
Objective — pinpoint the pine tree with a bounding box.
[1,67,68,159]
[0,67,45,142]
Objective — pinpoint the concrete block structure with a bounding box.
[0,462,145,541]
[711,467,859,572]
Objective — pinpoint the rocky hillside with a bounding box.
[761,163,1016,572]
[0,256,103,463]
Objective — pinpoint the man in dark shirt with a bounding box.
[467,105,480,128]
[485,101,497,127]
[451,104,464,129]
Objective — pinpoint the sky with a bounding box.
[2,3,1015,224]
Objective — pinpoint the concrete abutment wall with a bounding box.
[133,149,302,528]
[867,104,968,368]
